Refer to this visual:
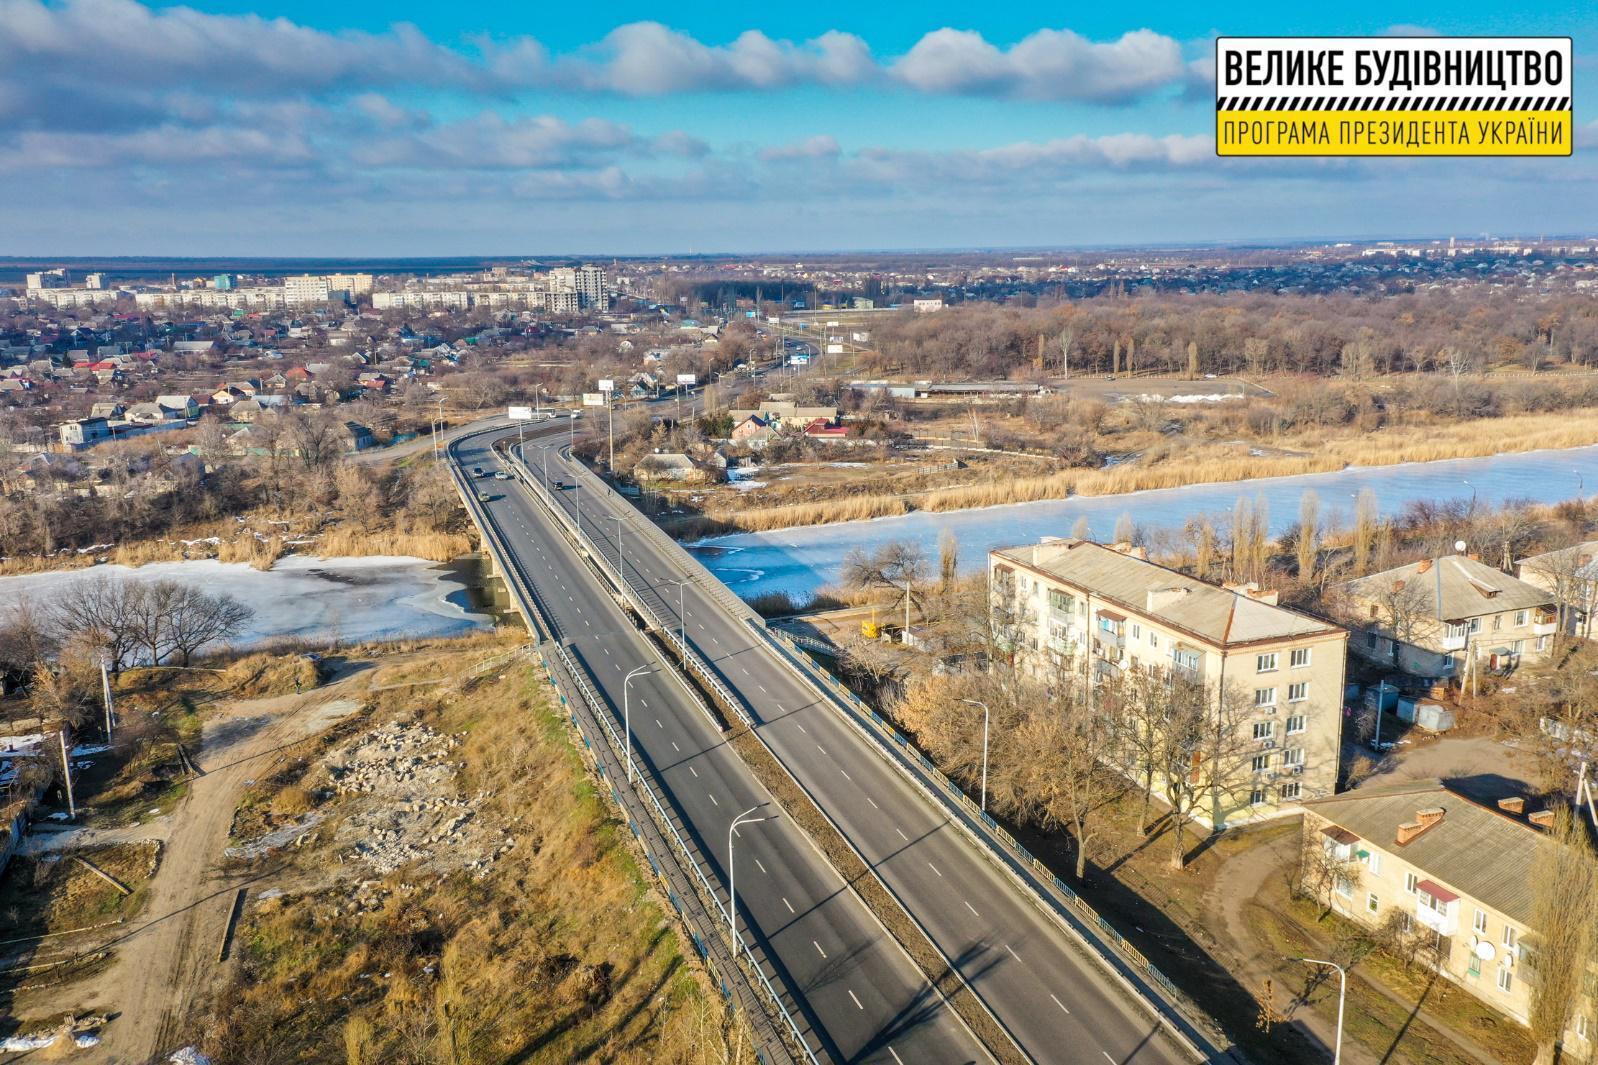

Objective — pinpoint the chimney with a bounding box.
[1497,797,1525,815]
[1396,806,1446,846]
[1417,559,1434,574]
[1529,809,1556,828]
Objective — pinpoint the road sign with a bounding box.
[582,393,606,407]
[598,378,615,392]
[676,373,697,386]
[508,405,534,421]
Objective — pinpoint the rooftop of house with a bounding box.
[1340,554,1553,621]
[993,537,1342,647]
[1304,777,1563,926]
[1516,541,1598,582]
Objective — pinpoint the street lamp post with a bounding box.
[662,579,689,667]
[728,805,773,959]
[1293,957,1347,1065]
[534,444,552,487]
[961,698,990,812]
[623,665,649,784]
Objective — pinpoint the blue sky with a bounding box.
[0,0,1593,255]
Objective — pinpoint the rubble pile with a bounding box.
[325,721,514,876]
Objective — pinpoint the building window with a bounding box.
[1577,1015,1589,1041]
[1278,782,1301,800]
[1492,614,1503,631]
[1442,654,1455,669]
[1366,851,1381,875]
[1257,653,1278,672]
[1399,912,1414,933]
[1474,908,1488,935]
[1503,926,1517,951]
[1252,754,1270,773]
[1497,968,1514,994]
[1286,714,1307,734]
[1288,682,1309,702]
[1255,687,1277,708]
[1172,648,1197,672]
[1334,876,1353,899]
[1404,872,1419,894]
[1149,632,1159,649]
[1467,955,1481,978]
[1515,609,1529,626]
[1253,721,1275,741]
[1512,640,1525,654]
[1131,623,1141,640]
[1291,647,1312,668]
[1048,589,1075,615]
[1536,635,1549,652]
[1367,893,1380,914]
[1281,748,1304,767]
[1250,788,1267,806]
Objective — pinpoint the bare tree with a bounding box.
[1297,490,1320,585]
[1352,488,1378,577]
[166,585,254,666]
[1297,830,1359,918]
[1527,809,1598,1065]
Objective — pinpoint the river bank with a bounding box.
[688,442,1598,603]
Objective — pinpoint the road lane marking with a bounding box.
[671,741,680,751]
[754,859,767,874]
[782,897,794,913]
[866,796,880,809]
[689,766,698,778]
[707,793,718,806]
[1005,944,1020,962]
[1050,994,1070,1014]
[816,745,827,755]
[813,941,827,959]
[848,989,863,1010]
[964,900,980,917]
[757,683,767,693]
[655,718,662,728]
[1102,1055,1114,1064]
[895,828,908,842]
[927,861,942,877]
[888,1050,904,1065]
[839,769,851,781]
[795,723,808,734]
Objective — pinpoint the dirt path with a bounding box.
[59,671,370,1064]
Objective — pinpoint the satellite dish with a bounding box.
[1455,540,1468,553]
[1475,940,1497,962]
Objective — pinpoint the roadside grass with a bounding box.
[206,650,753,1064]
[0,841,161,943]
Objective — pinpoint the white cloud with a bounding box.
[892,27,1186,102]
[759,135,842,162]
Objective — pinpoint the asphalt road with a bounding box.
[455,432,987,1065]
[458,414,1202,1065]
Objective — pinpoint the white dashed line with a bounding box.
[839,769,851,781]
[888,1050,904,1065]
[1005,944,1020,962]
[813,941,827,959]
[754,859,767,874]
[848,989,863,1010]
[816,745,827,755]
[895,828,908,842]
[689,766,698,778]
[927,861,943,877]
[866,796,879,810]
[707,793,719,806]
[964,900,980,917]
[1050,994,1070,1014]
[655,718,662,728]
[795,723,807,734]
[782,897,794,913]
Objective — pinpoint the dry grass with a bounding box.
[220,652,320,698]
[315,524,473,562]
[205,649,752,1065]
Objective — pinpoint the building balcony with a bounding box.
[1532,621,1558,636]
[1440,633,1469,651]
[1414,879,1460,936]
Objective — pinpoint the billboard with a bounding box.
[788,354,810,365]
[582,393,606,407]
[676,373,697,386]
[508,405,534,421]
[597,378,615,392]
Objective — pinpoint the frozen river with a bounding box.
[0,555,493,648]
[688,444,1598,603]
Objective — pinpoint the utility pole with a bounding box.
[623,665,649,784]
[607,398,615,471]
[663,579,690,667]
[607,515,626,586]
[58,729,76,820]
[1293,957,1346,1065]
[100,656,115,742]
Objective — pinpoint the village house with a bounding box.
[989,537,1349,827]
[1302,778,1594,1045]
[1338,555,1557,680]
[1515,541,1598,640]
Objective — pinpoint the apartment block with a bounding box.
[1303,778,1593,1045]
[989,537,1348,827]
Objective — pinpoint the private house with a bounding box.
[1338,555,1557,680]
[988,537,1349,827]
[156,394,199,419]
[726,401,839,430]
[1301,778,1594,1043]
[1515,542,1598,640]
[802,419,849,442]
[730,415,773,448]
[58,417,112,449]
[343,422,375,452]
[633,452,700,482]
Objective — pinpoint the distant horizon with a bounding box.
[4,229,1595,271]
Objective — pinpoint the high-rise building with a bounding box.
[214,274,234,290]
[283,275,331,304]
[84,272,106,290]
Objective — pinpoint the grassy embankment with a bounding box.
[207,644,753,1064]
[666,410,1598,538]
